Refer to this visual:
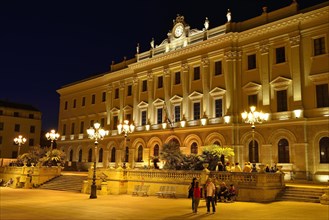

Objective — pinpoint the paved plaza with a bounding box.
[1,187,328,220]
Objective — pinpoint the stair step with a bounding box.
[277,186,325,203]
[39,175,87,193]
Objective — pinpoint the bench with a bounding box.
[156,185,176,198]
[132,185,150,196]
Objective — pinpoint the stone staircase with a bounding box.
[277,186,325,203]
[38,174,87,193]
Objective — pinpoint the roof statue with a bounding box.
[226,9,231,22]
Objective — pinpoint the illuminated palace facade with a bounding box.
[57,2,329,182]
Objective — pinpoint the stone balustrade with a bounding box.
[83,167,285,202]
[0,164,62,188]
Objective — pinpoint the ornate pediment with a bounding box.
[170,95,183,103]
[188,91,203,100]
[137,101,149,108]
[270,76,292,90]
[242,82,262,93]
[153,98,165,106]
[110,107,120,113]
[209,87,226,97]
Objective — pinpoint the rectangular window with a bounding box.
[127,85,132,96]
[193,66,200,80]
[126,114,131,122]
[214,61,222,76]
[30,125,35,133]
[71,123,75,135]
[82,97,86,107]
[112,116,118,130]
[193,102,201,120]
[276,47,285,64]
[14,124,20,132]
[102,92,106,102]
[0,136,2,144]
[316,84,329,108]
[0,122,4,131]
[248,94,258,107]
[0,110,3,115]
[215,99,223,117]
[115,88,119,99]
[101,118,105,127]
[73,99,76,108]
[91,94,96,104]
[174,105,181,122]
[14,112,19,117]
[29,114,34,119]
[277,90,288,112]
[175,72,181,84]
[314,37,325,56]
[157,108,163,124]
[248,54,256,70]
[80,121,84,134]
[158,76,163,88]
[141,110,147,126]
[63,124,66,135]
[29,138,34,146]
[64,101,68,110]
[142,80,147,92]
[90,120,94,127]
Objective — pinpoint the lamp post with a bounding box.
[87,122,108,199]
[14,135,26,158]
[241,106,269,172]
[45,129,60,150]
[117,120,135,167]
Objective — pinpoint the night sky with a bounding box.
[1,0,327,132]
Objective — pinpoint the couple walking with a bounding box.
[189,177,216,214]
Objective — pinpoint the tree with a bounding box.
[201,145,235,170]
[160,141,184,170]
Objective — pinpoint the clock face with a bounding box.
[174,24,184,38]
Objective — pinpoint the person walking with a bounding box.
[193,181,201,213]
[188,177,197,212]
[205,178,216,214]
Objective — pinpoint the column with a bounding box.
[147,71,154,122]
[201,57,210,116]
[119,81,125,121]
[181,62,189,119]
[289,34,302,109]
[106,84,113,127]
[259,41,270,111]
[132,77,139,123]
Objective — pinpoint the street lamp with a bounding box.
[87,122,109,199]
[241,106,269,172]
[14,135,26,158]
[117,120,135,166]
[45,129,60,150]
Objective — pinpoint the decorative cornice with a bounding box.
[181,62,189,71]
[201,57,209,66]
[289,35,300,47]
[259,40,270,55]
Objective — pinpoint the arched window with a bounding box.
[69,149,73,161]
[191,142,198,154]
[249,140,259,163]
[88,149,92,162]
[125,147,129,162]
[213,141,221,146]
[154,144,159,157]
[137,145,143,162]
[278,139,289,163]
[78,149,82,162]
[320,137,329,163]
[170,138,180,148]
[111,147,116,162]
[98,148,103,162]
